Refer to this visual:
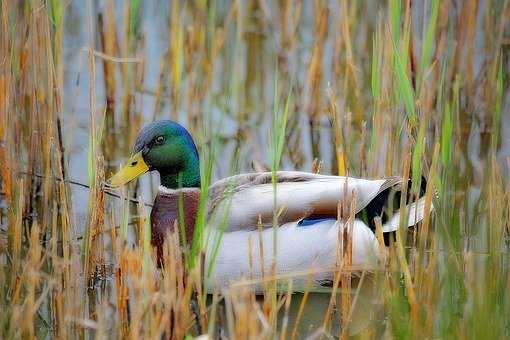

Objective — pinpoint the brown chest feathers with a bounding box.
[150,188,200,262]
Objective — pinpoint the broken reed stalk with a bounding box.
[415,142,439,292]
[340,189,357,339]
[321,180,356,335]
[328,86,347,177]
[395,142,419,329]
[289,275,312,340]
[278,279,294,340]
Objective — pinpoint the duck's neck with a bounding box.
[159,156,201,189]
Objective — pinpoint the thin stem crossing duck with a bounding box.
[109,120,430,292]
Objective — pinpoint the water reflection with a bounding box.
[284,277,384,338]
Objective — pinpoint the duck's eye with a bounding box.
[154,136,165,145]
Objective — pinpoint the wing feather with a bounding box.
[207,171,401,231]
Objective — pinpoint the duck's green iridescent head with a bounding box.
[109,120,200,189]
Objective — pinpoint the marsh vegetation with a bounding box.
[1,0,509,338]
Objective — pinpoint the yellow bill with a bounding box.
[108,152,149,187]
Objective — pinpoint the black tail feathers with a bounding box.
[356,176,427,246]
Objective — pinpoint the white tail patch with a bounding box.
[381,196,433,233]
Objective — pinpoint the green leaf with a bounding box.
[441,102,453,167]
[392,39,416,126]
[418,0,440,92]
[389,0,402,43]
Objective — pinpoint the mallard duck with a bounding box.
[109,120,430,292]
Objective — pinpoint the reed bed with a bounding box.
[1,0,509,339]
